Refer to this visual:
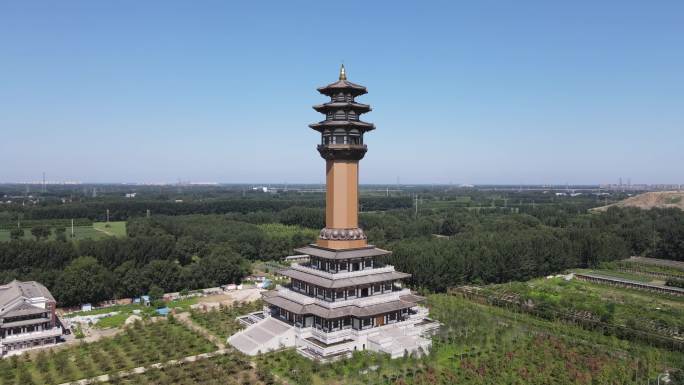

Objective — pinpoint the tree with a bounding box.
[114,261,148,298]
[31,225,51,241]
[9,228,24,240]
[197,245,250,287]
[174,236,205,265]
[143,260,182,292]
[54,256,113,306]
[148,284,165,308]
[148,284,164,300]
[55,227,67,242]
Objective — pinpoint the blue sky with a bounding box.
[1,1,682,184]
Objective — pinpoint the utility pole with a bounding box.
[71,219,74,238]
[414,194,418,218]
[652,223,656,255]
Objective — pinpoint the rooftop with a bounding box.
[0,280,55,316]
[279,268,410,289]
[294,245,391,260]
[264,291,423,318]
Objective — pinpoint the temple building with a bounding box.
[0,280,63,356]
[229,66,439,361]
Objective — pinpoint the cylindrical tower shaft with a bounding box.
[325,160,358,229]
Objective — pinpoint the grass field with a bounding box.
[92,221,127,237]
[257,294,683,385]
[479,269,684,345]
[0,221,126,242]
[0,319,215,385]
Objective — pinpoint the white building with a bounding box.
[0,280,63,356]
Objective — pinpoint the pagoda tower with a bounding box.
[310,64,373,250]
[228,66,439,361]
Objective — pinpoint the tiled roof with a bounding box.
[263,291,421,319]
[0,280,55,316]
[317,80,368,96]
[279,268,410,289]
[294,245,391,260]
[313,101,371,113]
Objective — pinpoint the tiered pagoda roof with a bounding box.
[309,64,375,134]
[279,268,411,289]
[315,65,368,96]
[294,245,390,260]
[263,291,424,319]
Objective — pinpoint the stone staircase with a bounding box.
[228,317,296,356]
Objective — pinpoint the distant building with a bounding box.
[0,280,63,356]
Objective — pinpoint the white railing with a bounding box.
[275,287,412,310]
[301,335,354,356]
[291,264,396,280]
[3,327,62,342]
[311,327,352,342]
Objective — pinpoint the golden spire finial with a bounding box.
[339,64,346,81]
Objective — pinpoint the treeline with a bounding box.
[384,227,628,292]
[2,197,683,305]
[0,210,323,306]
[0,238,249,306]
[3,196,411,221]
[127,210,320,260]
[370,207,684,291]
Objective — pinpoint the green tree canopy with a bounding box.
[54,256,113,306]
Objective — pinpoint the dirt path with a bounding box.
[92,226,115,237]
